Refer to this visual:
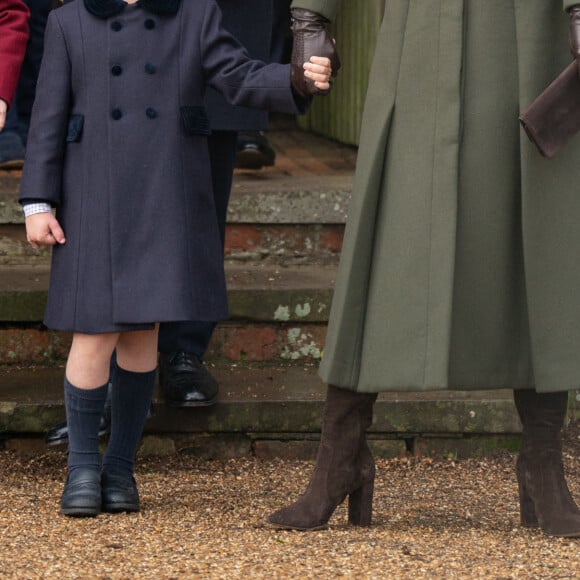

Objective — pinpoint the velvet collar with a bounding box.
[84,0,182,18]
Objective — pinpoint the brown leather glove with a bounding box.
[569,4,580,73]
[290,8,341,97]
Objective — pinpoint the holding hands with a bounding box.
[291,8,341,97]
[299,56,334,95]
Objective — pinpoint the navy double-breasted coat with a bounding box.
[20,0,303,333]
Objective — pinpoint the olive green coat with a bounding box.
[294,0,580,393]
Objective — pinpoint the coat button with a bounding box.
[112,109,123,120]
[146,107,158,119]
[144,63,156,75]
[144,19,156,29]
[111,21,123,31]
[111,65,123,76]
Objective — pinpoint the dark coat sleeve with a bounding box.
[200,0,307,116]
[0,0,30,106]
[203,0,273,131]
[19,11,71,206]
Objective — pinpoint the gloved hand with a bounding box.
[290,8,341,97]
[569,4,580,73]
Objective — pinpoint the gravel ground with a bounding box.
[0,424,578,579]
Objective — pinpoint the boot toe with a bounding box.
[61,467,101,517]
[540,510,580,537]
[102,471,140,513]
[267,505,328,531]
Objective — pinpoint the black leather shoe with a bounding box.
[159,351,218,407]
[101,470,140,513]
[235,131,276,170]
[61,467,101,517]
[45,385,112,447]
[45,413,111,447]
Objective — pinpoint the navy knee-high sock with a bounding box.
[65,378,109,472]
[102,366,156,477]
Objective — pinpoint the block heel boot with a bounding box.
[267,385,378,531]
[514,390,580,537]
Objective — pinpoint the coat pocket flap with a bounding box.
[66,114,85,142]
[180,106,211,136]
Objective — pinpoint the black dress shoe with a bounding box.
[101,470,140,513]
[61,467,101,517]
[45,385,112,447]
[45,413,111,447]
[234,131,276,170]
[159,351,218,407]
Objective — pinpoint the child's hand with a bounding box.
[25,213,66,249]
[303,56,333,93]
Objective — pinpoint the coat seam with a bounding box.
[422,2,443,388]
[58,7,84,330]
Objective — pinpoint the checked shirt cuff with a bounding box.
[22,202,52,217]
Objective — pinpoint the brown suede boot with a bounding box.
[267,385,378,531]
[514,390,580,537]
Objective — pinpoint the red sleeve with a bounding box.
[0,0,30,106]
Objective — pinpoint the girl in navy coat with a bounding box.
[19,0,332,517]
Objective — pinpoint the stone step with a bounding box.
[0,187,349,266]
[0,223,345,267]
[0,263,335,365]
[0,363,525,459]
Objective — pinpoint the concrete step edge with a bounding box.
[0,364,523,435]
[0,174,352,225]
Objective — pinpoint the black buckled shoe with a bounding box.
[158,351,218,407]
[101,470,140,513]
[60,467,101,517]
[234,131,276,170]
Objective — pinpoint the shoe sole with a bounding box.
[102,503,140,513]
[61,507,101,517]
[164,396,218,407]
[45,438,67,448]
[544,529,580,538]
[263,518,328,532]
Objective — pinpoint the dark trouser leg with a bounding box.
[0,106,25,167]
[158,131,237,406]
[0,0,51,165]
[270,0,292,64]
[16,0,52,141]
[514,389,580,537]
